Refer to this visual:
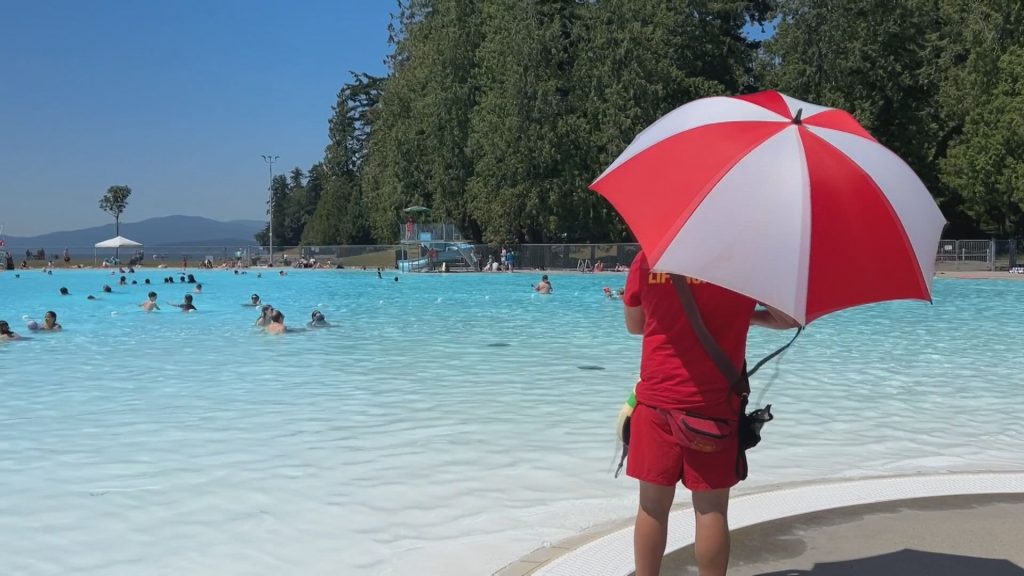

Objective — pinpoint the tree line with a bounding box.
[257,0,1024,248]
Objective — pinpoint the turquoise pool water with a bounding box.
[1,269,1023,575]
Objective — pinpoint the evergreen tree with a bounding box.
[466,0,583,244]
[362,0,483,241]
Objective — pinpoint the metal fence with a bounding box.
[3,239,1021,271]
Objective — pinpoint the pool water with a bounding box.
[1,269,1023,575]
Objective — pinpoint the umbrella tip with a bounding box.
[792,108,803,125]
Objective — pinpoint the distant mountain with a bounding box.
[2,216,265,251]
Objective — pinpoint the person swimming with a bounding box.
[308,310,329,327]
[194,283,203,293]
[255,304,274,327]
[102,285,113,293]
[59,287,70,296]
[168,293,197,312]
[139,291,160,312]
[119,275,127,286]
[29,311,62,331]
[265,310,286,334]
[0,320,20,340]
[247,294,261,307]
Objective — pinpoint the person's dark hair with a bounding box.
[271,310,284,323]
[144,278,151,284]
[196,283,202,289]
[0,320,10,333]
[148,291,157,298]
[59,287,69,295]
[251,293,260,301]
[184,294,193,302]
[46,311,57,321]
[102,285,112,293]
[542,275,549,281]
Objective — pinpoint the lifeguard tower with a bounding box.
[398,206,478,272]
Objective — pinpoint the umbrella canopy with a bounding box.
[590,90,946,325]
[94,236,143,248]
[403,206,431,214]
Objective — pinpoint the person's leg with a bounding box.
[691,488,731,576]
[635,480,676,576]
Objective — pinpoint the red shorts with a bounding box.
[626,397,743,491]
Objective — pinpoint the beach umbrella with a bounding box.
[590,90,946,325]
[94,235,143,265]
[94,236,143,248]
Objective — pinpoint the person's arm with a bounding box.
[624,305,645,335]
[750,304,801,330]
[622,258,644,334]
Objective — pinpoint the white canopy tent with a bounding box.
[94,236,143,266]
[94,236,143,248]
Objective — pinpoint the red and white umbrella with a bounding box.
[591,90,946,325]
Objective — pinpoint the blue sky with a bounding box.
[0,0,392,236]
[1,3,777,237]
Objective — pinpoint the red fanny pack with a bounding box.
[659,408,735,453]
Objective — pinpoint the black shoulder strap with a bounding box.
[671,275,802,396]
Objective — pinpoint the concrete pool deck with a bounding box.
[494,472,1024,576]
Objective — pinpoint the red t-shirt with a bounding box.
[624,250,756,410]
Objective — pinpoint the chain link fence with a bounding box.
[3,239,1022,272]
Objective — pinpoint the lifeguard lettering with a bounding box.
[647,272,705,285]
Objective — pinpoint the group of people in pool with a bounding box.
[1,275,332,341]
[248,293,329,334]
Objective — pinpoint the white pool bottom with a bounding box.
[525,471,1024,576]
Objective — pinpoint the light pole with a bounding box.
[261,154,278,266]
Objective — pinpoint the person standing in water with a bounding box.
[168,294,197,312]
[139,292,160,312]
[534,275,553,294]
[265,310,286,334]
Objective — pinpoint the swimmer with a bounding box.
[119,275,127,286]
[186,274,196,284]
[168,293,197,312]
[59,287,70,296]
[308,310,329,328]
[144,278,151,284]
[139,291,160,312]
[377,270,382,279]
[246,294,261,307]
[0,320,20,340]
[102,285,112,293]
[394,276,399,282]
[534,275,553,294]
[87,295,97,300]
[194,283,203,293]
[255,304,274,327]
[265,310,286,334]
[29,311,62,331]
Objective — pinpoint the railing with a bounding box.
[3,240,1021,271]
